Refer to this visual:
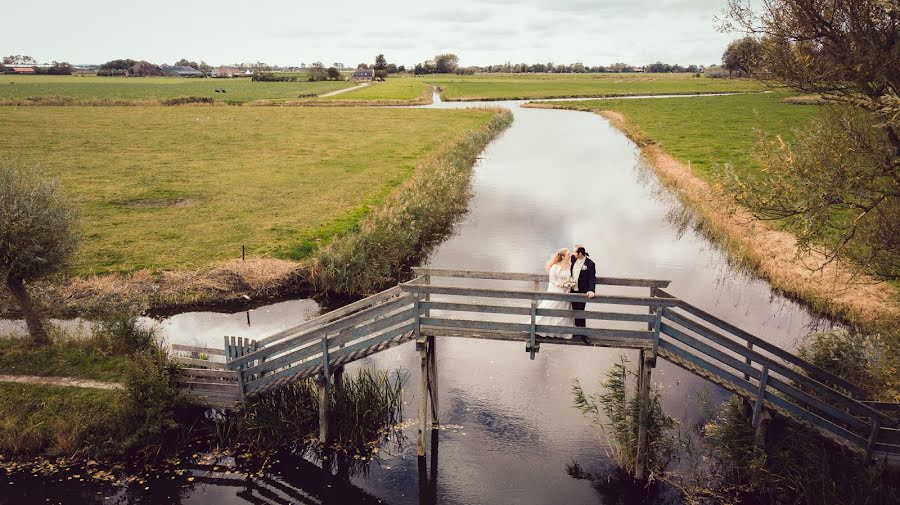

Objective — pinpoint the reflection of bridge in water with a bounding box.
[174,268,900,479]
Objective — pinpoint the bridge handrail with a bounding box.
[653,287,869,399]
[400,282,679,307]
[256,286,405,347]
[659,307,896,429]
[412,267,671,288]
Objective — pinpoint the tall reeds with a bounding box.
[311,108,513,294]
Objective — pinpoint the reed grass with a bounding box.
[311,107,513,294]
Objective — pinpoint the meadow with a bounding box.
[0,106,497,275]
[426,72,765,101]
[541,93,820,181]
[0,75,352,103]
[319,78,432,101]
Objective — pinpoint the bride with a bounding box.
[535,248,576,338]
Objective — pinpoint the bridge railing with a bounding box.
[650,289,898,458]
[225,287,418,395]
[405,267,678,358]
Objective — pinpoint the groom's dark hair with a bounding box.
[575,246,588,256]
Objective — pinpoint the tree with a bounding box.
[3,55,36,65]
[307,62,327,81]
[434,53,459,74]
[326,66,341,80]
[0,162,80,345]
[723,0,900,280]
[175,58,200,69]
[721,36,760,75]
[386,63,398,74]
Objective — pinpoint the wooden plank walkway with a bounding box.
[174,267,900,469]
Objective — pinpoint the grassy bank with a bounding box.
[425,72,763,101]
[0,75,352,104]
[0,106,494,275]
[532,94,900,331]
[313,107,513,294]
[0,106,511,315]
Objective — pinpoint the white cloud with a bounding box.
[0,0,742,67]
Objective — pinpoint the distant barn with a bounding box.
[7,67,36,74]
[166,66,205,78]
[349,68,374,82]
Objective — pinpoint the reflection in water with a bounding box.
[2,94,835,505]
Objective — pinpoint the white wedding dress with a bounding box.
[534,263,575,338]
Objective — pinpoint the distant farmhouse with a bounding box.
[164,65,205,78]
[350,68,374,82]
[7,66,36,74]
[212,66,238,78]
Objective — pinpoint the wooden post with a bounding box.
[333,365,344,393]
[744,340,754,382]
[634,350,653,481]
[417,336,428,457]
[317,371,330,445]
[529,280,539,358]
[865,419,881,463]
[427,336,439,427]
[318,335,331,445]
[751,366,769,428]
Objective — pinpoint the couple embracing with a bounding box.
[536,244,597,340]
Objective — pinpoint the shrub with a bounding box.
[705,397,899,504]
[571,355,677,479]
[797,329,897,401]
[160,96,214,106]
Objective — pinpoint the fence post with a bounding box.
[423,275,439,427]
[650,307,662,366]
[865,418,881,463]
[417,333,428,458]
[752,366,769,428]
[634,350,653,481]
[744,340,754,381]
[528,280,539,359]
[318,335,331,445]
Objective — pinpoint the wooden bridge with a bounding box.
[173,268,900,479]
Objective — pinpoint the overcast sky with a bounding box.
[2,0,746,67]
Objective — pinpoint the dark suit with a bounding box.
[570,255,597,328]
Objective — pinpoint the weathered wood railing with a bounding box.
[176,268,898,470]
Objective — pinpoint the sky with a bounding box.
[1,0,747,67]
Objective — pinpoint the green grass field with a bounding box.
[0,75,353,103]
[425,72,764,101]
[0,106,497,274]
[543,93,820,181]
[320,78,431,101]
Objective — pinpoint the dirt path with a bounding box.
[0,374,124,390]
[319,82,368,97]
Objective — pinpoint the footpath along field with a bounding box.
[0,75,353,103]
[426,72,764,101]
[0,106,498,275]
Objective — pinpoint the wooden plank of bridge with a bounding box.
[634,350,653,481]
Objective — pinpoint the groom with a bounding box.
[570,244,596,330]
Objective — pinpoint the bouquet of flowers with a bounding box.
[561,276,577,290]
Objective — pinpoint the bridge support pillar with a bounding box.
[417,337,429,457]
[634,350,653,481]
[317,371,331,446]
[427,335,439,427]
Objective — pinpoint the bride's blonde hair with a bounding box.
[546,248,570,270]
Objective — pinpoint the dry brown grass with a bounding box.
[782,95,829,105]
[0,258,308,317]
[597,110,900,332]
